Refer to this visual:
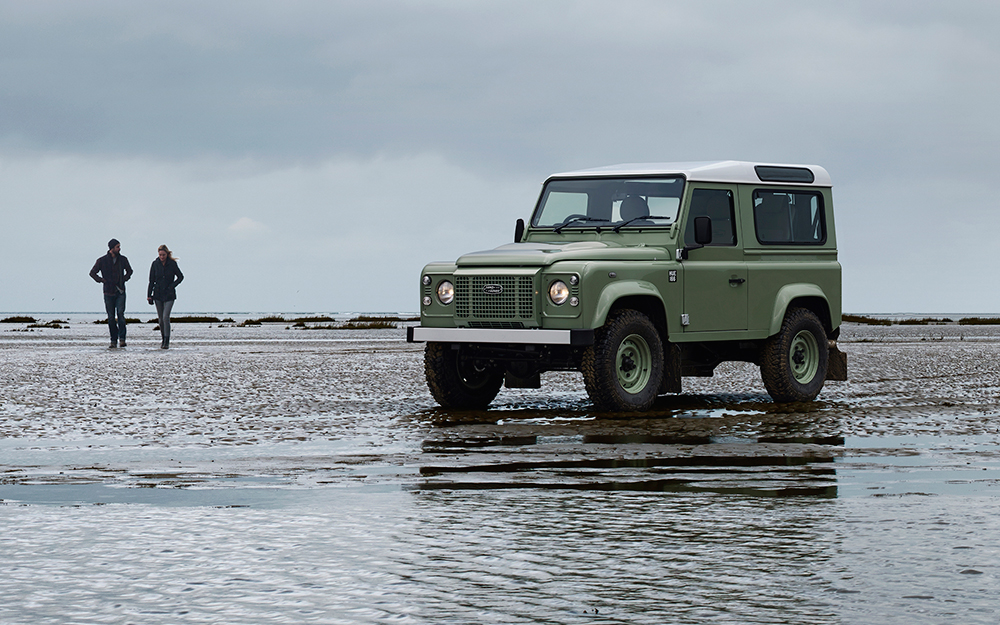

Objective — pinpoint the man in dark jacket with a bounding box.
[90,238,133,348]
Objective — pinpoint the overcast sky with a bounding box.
[2,1,998,314]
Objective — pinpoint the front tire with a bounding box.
[760,308,829,402]
[424,342,503,409]
[582,310,664,411]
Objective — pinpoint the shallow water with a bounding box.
[2,318,999,623]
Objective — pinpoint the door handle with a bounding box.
[729,277,746,285]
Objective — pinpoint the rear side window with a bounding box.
[753,190,826,245]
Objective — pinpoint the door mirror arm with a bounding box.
[676,244,702,260]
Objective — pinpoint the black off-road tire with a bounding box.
[424,342,504,409]
[581,310,664,412]
[760,307,829,403]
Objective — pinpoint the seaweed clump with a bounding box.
[27,320,68,329]
[237,315,287,327]
[1,316,37,323]
[959,317,1000,325]
[170,316,222,323]
[287,315,401,330]
[842,314,891,326]
[899,317,954,325]
[341,316,397,330]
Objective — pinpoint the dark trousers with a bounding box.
[155,299,174,345]
[104,293,127,343]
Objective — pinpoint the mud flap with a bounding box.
[505,372,541,389]
[826,342,848,381]
[659,342,682,394]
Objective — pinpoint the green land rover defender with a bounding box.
[407,161,847,411]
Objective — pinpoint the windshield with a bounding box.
[531,176,683,230]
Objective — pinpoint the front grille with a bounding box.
[467,321,525,329]
[456,276,534,321]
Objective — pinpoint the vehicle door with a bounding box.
[681,185,748,332]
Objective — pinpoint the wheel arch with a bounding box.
[768,284,833,337]
[593,281,669,340]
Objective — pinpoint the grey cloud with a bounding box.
[2,1,1000,313]
[3,1,997,178]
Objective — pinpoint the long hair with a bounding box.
[158,245,177,261]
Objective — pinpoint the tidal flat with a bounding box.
[1,317,999,624]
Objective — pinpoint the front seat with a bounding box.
[619,195,649,222]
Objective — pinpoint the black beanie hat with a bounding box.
[108,238,120,249]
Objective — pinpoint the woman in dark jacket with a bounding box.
[147,245,184,349]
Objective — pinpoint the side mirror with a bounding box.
[677,216,713,260]
[514,218,525,243]
[694,216,713,246]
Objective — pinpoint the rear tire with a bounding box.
[760,308,828,402]
[424,342,503,409]
[582,310,664,411]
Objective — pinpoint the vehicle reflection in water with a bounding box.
[413,393,846,498]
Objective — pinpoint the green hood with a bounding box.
[456,241,668,267]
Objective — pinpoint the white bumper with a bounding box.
[407,326,594,346]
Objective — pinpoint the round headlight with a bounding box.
[548,280,570,305]
[422,275,432,286]
[422,296,432,306]
[436,280,455,305]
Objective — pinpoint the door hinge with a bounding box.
[681,313,690,326]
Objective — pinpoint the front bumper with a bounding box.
[407,326,595,346]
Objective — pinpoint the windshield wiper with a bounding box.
[553,216,610,233]
[612,215,672,233]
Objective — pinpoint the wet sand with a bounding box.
[1,318,999,623]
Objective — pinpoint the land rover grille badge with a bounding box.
[483,284,504,295]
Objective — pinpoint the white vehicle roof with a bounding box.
[549,160,831,186]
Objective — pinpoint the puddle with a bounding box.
[834,434,1000,497]
[4,320,1000,623]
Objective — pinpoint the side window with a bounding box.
[685,188,736,246]
[753,190,825,245]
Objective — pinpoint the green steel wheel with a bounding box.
[761,307,828,403]
[789,328,820,384]
[582,309,664,412]
[616,333,653,394]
